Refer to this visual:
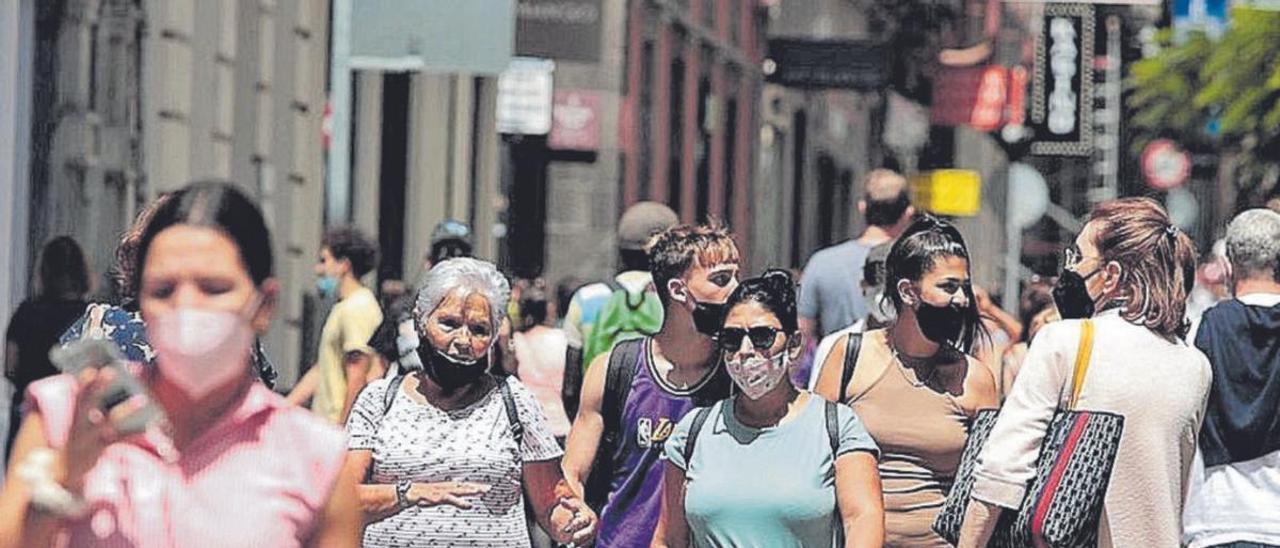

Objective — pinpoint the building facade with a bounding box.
[2,0,331,388]
[531,0,767,285]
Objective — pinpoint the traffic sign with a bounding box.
[1142,139,1191,190]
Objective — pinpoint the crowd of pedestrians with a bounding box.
[1,174,1279,548]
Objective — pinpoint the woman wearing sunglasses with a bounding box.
[653,270,884,548]
[813,214,999,547]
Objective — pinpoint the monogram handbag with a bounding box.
[933,319,1125,547]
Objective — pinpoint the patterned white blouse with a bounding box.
[347,374,564,548]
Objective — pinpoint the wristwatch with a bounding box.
[395,480,413,509]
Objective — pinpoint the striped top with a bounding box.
[347,375,563,548]
[26,375,347,547]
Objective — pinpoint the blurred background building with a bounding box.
[2,0,1278,389]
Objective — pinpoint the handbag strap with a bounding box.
[1067,319,1095,410]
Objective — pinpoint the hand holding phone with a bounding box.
[50,340,163,437]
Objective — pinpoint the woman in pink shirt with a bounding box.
[510,282,572,441]
[0,181,360,547]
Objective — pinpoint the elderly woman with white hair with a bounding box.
[340,258,597,547]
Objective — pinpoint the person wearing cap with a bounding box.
[423,219,474,276]
[560,202,680,419]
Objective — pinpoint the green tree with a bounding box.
[1128,8,1280,205]
[1127,30,1215,154]
[1197,8,1280,202]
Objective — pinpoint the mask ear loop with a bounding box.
[896,279,916,307]
[1097,260,1132,312]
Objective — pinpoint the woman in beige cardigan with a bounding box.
[959,198,1211,547]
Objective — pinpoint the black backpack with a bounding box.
[380,373,523,446]
[681,332,862,462]
[582,338,728,511]
[582,338,645,511]
[680,399,844,472]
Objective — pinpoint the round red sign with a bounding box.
[1142,139,1191,190]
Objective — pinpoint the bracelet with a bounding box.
[16,448,88,519]
[395,480,413,509]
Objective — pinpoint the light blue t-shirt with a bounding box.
[799,240,873,336]
[664,395,880,548]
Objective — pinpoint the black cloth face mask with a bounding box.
[690,297,727,338]
[419,344,490,391]
[915,301,966,346]
[1053,267,1102,320]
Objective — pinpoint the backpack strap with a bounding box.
[584,337,647,509]
[382,372,409,416]
[839,333,864,404]
[824,400,840,457]
[683,405,715,468]
[605,276,648,311]
[602,338,646,443]
[499,379,524,447]
[603,278,624,293]
[824,399,846,547]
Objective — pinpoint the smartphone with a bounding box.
[49,339,164,436]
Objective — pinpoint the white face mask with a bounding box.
[396,318,423,372]
[148,299,259,400]
[864,288,896,325]
[726,351,789,400]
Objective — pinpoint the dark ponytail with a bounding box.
[885,214,987,354]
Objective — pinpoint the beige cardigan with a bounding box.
[972,311,1212,547]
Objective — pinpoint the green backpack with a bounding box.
[580,279,664,372]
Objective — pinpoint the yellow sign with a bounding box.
[911,169,982,217]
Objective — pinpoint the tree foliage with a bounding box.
[1128,8,1280,203]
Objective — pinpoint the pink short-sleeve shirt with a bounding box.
[25,375,347,548]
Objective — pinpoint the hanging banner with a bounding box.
[1030,3,1095,156]
[764,39,889,90]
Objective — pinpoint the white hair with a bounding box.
[1226,208,1280,282]
[414,257,510,331]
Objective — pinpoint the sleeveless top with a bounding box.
[849,351,971,547]
[24,374,347,548]
[597,338,730,548]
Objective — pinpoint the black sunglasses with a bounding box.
[716,327,784,352]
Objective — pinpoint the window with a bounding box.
[639,39,655,199]
[668,42,686,214]
[722,82,738,223]
[694,54,712,222]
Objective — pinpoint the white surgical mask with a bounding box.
[726,351,789,400]
[864,288,896,325]
[396,318,423,372]
[148,298,259,400]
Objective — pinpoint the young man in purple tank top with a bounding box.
[561,223,740,547]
